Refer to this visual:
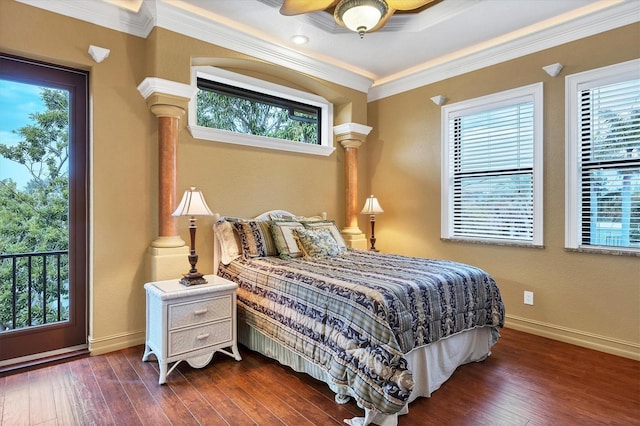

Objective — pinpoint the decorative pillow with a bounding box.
[270,213,325,222]
[213,220,241,265]
[301,220,347,253]
[270,221,305,259]
[301,215,324,222]
[294,228,342,259]
[269,212,302,221]
[233,221,278,258]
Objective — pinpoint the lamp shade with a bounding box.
[360,195,384,215]
[172,187,213,217]
[335,0,388,35]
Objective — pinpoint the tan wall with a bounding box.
[366,23,640,359]
[146,28,370,279]
[3,0,636,360]
[0,1,369,354]
[0,1,153,352]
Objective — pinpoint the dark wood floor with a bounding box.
[1,328,638,425]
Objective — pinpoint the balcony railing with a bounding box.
[0,250,69,332]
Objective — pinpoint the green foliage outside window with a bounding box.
[196,85,319,144]
[0,88,70,331]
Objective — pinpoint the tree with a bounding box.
[0,87,70,330]
[197,89,319,144]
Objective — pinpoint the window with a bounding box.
[188,66,334,156]
[566,59,640,254]
[441,83,543,246]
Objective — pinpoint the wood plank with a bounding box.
[49,362,81,426]
[178,357,258,425]
[28,367,58,425]
[1,370,30,425]
[207,352,310,425]
[105,351,172,426]
[179,354,284,425]
[121,347,202,426]
[88,354,141,425]
[67,356,117,425]
[283,359,363,421]
[230,352,332,425]
[246,352,364,424]
[3,328,638,425]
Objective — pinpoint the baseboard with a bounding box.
[88,329,146,355]
[505,314,640,361]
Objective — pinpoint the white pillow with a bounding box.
[214,220,241,265]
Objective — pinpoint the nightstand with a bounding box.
[142,275,242,384]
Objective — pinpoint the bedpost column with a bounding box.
[138,78,196,281]
[334,123,371,250]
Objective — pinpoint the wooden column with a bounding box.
[150,104,184,248]
[334,123,371,250]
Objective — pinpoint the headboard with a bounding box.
[212,210,327,275]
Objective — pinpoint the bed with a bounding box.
[212,210,505,426]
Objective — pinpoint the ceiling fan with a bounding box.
[280,0,438,38]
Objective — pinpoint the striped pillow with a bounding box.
[233,221,277,258]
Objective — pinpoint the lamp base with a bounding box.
[179,272,208,286]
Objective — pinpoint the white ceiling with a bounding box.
[17,0,640,100]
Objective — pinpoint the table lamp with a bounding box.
[172,187,213,286]
[360,195,384,251]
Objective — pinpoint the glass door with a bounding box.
[0,54,88,363]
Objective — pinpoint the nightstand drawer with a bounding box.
[168,320,232,357]
[169,295,232,329]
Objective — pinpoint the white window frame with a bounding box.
[441,83,544,246]
[565,59,640,254]
[188,66,335,156]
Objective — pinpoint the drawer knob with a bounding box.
[194,308,208,315]
[196,333,210,341]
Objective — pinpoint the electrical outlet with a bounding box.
[524,291,534,305]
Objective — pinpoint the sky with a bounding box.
[0,79,46,189]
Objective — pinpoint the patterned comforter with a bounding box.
[218,249,504,415]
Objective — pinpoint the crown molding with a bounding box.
[137,77,195,100]
[16,0,155,38]
[256,0,479,34]
[382,0,481,32]
[154,1,374,93]
[333,122,373,137]
[368,0,640,101]
[16,0,638,99]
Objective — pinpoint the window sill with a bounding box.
[565,246,640,257]
[188,125,335,156]
[441,237,544,249]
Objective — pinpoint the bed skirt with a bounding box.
[238,320,500,426]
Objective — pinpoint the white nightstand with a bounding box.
[142,274,242,384]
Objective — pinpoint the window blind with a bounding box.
[450,102,535,242]
[578,78,640,249]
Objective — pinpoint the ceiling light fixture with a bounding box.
[334,0,389,39]
[291,34,309,45]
